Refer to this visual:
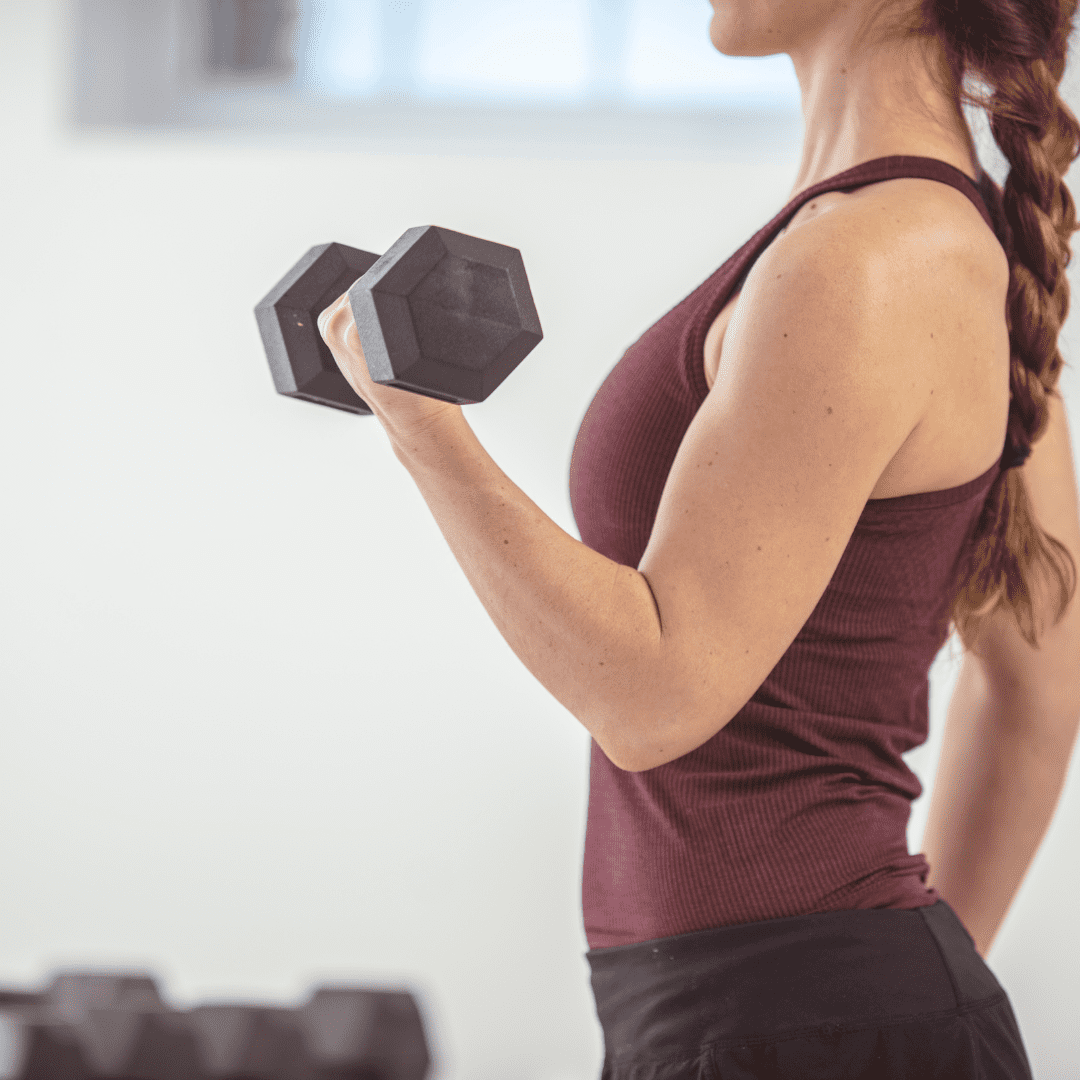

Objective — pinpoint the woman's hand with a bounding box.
[317,289,463,443]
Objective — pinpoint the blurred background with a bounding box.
[2,1,1079,1077]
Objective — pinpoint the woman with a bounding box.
[320,0,1080,1074]
[570,0,1080,1076]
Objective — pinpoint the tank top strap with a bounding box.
[688,156,1003,404]
[715,156,1000,313]
[779,155,996,234]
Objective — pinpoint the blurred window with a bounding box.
[69,0,801,151]
[298,0,797,109]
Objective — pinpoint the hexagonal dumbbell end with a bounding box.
[70,1009,205,1080]
[256,242,381,415]
[296,986,431,1080]
[347,226,542,407]
[0,996,89,1080]
[42,971,205,1080]
[184,1004,309,1080]
[256,227,542,414]
[44,973,165,1025]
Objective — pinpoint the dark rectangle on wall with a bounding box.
[203,0,300,75]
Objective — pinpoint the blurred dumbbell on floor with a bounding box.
[184,1005,306,1080]
[297,986,430,1080]
[1,972,201,1080]
[0,990,88,1080]
[0,971,432,1080]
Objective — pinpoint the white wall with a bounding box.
[2,3,1079,1079]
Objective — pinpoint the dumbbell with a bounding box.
[0,995,88,1080]
[255,225,543,415]
[0,972,194,1080]
[43,972,204,1080]
[44,972,165,1022]
[1,972,433,1080]
[295,986,431,1080]
[183,1004,308,1079]
[179,990,432,1080]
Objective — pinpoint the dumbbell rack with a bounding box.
[0,970,431,1080]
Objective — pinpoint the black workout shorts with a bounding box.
[586,899,1032,1079]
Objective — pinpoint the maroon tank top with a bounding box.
[569,156,1007,949]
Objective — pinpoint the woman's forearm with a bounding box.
[921,657,1080,957]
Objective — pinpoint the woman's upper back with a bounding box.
[701,169,1012,502]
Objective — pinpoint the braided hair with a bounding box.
[875,0,1080,650]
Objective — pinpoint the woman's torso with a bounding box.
[702,175,1012,500]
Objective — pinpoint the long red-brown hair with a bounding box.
[871,0,1080,650]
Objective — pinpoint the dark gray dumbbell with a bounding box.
[184,1004,308,1080]
[44,973,165,1024]
[0,993,89,1080]
[42,972,205,1080]
[69,1010,205,1080]
[295,986,431,1080]
[255,226,543,415]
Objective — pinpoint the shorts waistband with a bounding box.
[586,901,1006,1054]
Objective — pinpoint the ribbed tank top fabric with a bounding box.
[568,156,1007,950]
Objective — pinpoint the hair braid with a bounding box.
[883,0,1080,649]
